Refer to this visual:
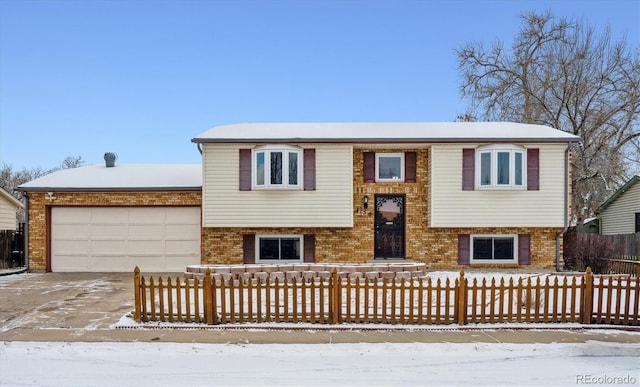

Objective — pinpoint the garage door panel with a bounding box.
[165,240,200,255]
[54,255,90,271]
[52,206,200,272]
[165,224,200,239]
[91,225,127,239]
[55,207,91,223]
[91,240,127,255]
[53,224,90,239]
[129,225,164,238]
[129,208,164,223]
[92,207,128,223]
[165,207,200,223]
[128,240,164,255]
[55,240,90,255]
[89,256,127,272]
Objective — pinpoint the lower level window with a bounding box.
[257,235,302,262]
[471,235,517,263]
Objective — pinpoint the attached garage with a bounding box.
[18,161,202,272]
[51,206,201,272]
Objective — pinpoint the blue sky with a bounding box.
[1,0,638,169]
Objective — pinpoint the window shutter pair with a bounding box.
[242,234,316,264]
[239,149,315,191]
[457,234,531,265]
[461,148,539,190]
[363,151,417,183]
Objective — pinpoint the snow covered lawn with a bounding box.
[1,340,638,386]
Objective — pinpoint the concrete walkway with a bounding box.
[1,272,638,344]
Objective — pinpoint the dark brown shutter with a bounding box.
[243,234,255,264]
[239,149,252,191]
[303,235,315,263]
[518,234,531,265]
[458,234,470,265]
[363,152,375,183]
[527,148,539,191]
[405,152,417,183]
[462,149,475,191]
[304,149,316,191]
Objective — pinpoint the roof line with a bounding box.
[0,187,24,208]
[18,187,202,193]
[595,175,640,214]
[191,137,579,144]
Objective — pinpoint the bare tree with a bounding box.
[457,11,640,227]
[1,156,85,202]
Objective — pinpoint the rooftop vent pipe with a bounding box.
[104,152,117,168]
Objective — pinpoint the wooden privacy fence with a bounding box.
[133,267,640,326]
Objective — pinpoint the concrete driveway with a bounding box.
[1,272,639,344]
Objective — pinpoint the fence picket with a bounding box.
[133,267,639,327]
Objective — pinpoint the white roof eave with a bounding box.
[192,122,581,143]
[19,164,203,191]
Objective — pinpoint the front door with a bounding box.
[374,194,405,259]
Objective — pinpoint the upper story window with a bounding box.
[253,146,302,189]
[477,145,525,189]
[376,153,404,182]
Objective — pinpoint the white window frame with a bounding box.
[255,235,303,263]
[375,153,404,182]
[470,234,518,264]
[252,145,302,190]
[476,145,526,189]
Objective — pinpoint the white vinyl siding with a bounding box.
[202,144,353,227]
[600,181,640,235]
[430,143,567,227]
[0,200,18,230]
[51,207,201,272]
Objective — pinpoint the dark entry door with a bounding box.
[374,195,405,259]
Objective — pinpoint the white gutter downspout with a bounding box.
[556,142,572,272]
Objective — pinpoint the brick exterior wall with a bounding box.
[26,191,201,271]
[201,149,562,269]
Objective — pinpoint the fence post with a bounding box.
[457,270,467,325]
[330,269,340,324]
[133,266,141,323]
[204,268,213,325]
[582,267,593,325]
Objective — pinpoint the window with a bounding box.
[470,235,518,263]
[635,213,640,233]
[375,153,404,182]
[253,146,302,189]
[477,145,525,189]
[256,235,302,262]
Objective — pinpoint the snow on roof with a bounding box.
[192,122,581,143]
[18,164,202,191]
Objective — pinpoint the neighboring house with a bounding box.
[0,187,24,230]
[596,175,640,235]
[192,122,580,270]
[582,218,600,234]
[18,157,202,272]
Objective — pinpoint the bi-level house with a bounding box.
[193,122,580,270]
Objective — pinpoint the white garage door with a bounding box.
[52,207,201,272]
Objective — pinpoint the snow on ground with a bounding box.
[1,340,638,387]
[2,271,638,386]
